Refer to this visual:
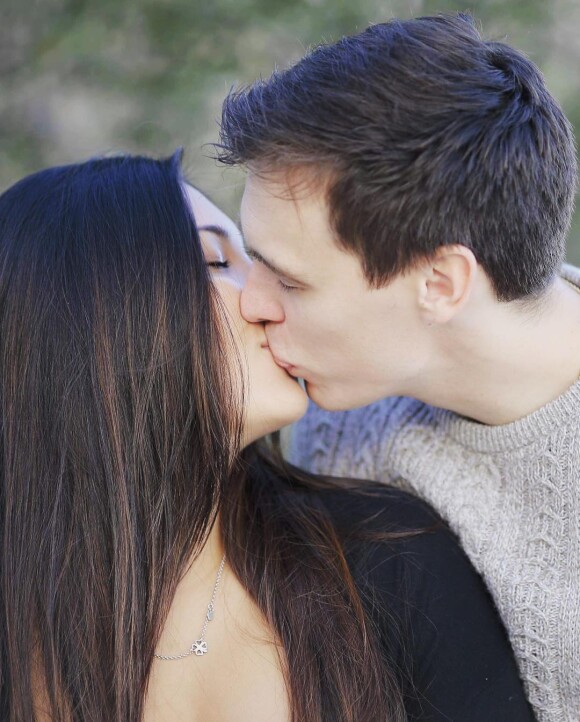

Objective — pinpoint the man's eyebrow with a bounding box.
[244,245,307,287]
[236,216,307,286]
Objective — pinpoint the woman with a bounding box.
[0,153,533,721]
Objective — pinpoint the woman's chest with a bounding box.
[145,636,290,722]
[144,576,291,721]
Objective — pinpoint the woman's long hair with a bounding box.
[0,154,405,721]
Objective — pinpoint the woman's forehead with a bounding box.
[184,183,244,250]
[184,185,230,230]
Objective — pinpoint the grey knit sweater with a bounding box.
[291,265,580,722]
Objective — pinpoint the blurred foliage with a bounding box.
[1,0,580,262]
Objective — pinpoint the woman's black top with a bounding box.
[318,485,535,721]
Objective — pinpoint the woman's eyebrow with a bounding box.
[198,224,231,243]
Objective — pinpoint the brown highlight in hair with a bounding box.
[0,154,409,721]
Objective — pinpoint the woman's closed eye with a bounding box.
[207,260,230,269]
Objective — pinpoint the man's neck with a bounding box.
[412,277,580,426]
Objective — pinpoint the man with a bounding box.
[217,14,580,721]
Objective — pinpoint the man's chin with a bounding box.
[304,379,365,412]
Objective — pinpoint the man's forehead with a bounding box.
[239,172,368,288]
[240,172,334,246]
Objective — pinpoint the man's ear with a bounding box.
[416,245,478,324]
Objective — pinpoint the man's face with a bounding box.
[239,173,429,410]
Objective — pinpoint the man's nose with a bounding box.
[240,265,285,324]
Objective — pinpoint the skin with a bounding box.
[184,184,308,444]
[145,186,304,722]
[240,170,580,425]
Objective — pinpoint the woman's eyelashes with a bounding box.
[207,260,230,269]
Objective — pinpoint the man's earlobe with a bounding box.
[418,245,478,324]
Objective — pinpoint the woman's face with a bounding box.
[184,185,308,446]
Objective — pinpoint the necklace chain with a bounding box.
[154,553,226,661]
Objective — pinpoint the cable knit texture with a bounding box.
[290,264,580,722]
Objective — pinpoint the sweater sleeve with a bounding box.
[339,491,535,721]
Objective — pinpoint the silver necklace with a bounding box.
[154,553,226,661]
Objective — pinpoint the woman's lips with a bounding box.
[262,344,297,374]
[271,354,295,371]
[274,359,294,372]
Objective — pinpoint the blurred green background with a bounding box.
[1,0,580,262]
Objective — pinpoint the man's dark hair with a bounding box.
[218,13,577,301]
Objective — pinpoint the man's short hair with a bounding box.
[218,13,577,301]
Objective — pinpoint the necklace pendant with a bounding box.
[191,639,208,656]
[155,555,224,662]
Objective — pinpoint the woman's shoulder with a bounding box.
[312,481,488,626]
[312,481,497,627]
[313,481,446,546]
[315,481,438,524]
[314,481,485,619]
[312,482,535,720]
